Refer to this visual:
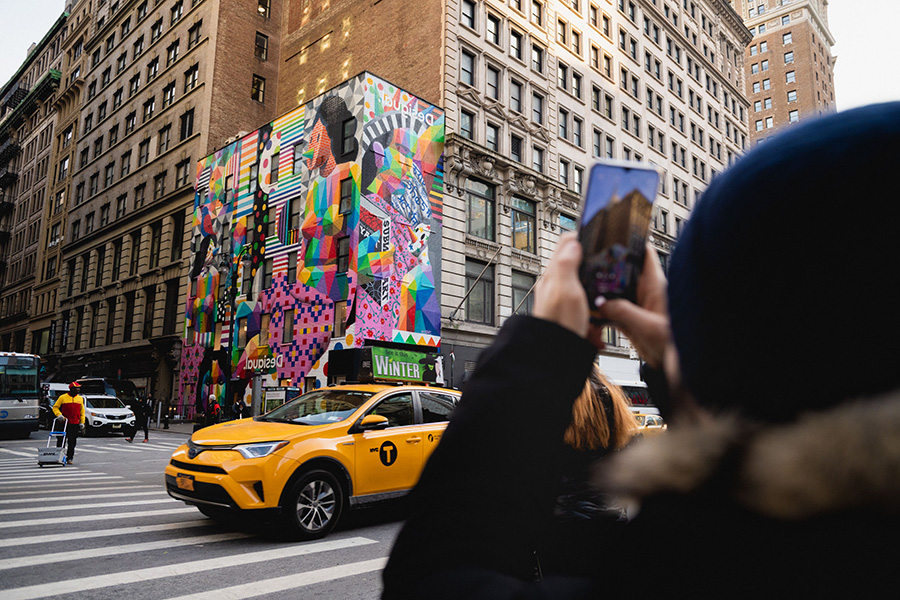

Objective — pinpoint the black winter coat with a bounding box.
[382,316,900,599]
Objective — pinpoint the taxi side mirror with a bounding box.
[353,414,390,432]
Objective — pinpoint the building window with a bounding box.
[249,162,259,193]
[512,271,535,315]
[461,0,476,29]
[510,29,523,59]
[333,301,347,337]
[171,0,183,24]
[465,260,494,325]
[510,134,522,162]
[786,70,796,83]
[180,109,195,140]
[460,49,475,86]
[789,110,799,123]
[787,90,797,103]
[532,92,544,124]
[251,75,265,102]
[531,44,544,72]
[166,41,180,66]
[783,32,793,45]
[533,146,544,172]
[531,0,543,26]
[176,160,191,187]
[336,236,350,273]
[487,13,501,45]
[511,196,536,254]
[784,51,794,64]
[258,0,270,18]
[254,32,268,60]
[154,172,167,199]
[138,140,150,166]
[158,125,171,153]
[510,80,522,112]
[143,98,155,122]
[486,122,499,151]
[466,179,495,240]
[189,21,202,48]
[184,64,199,91]
[460,110,474,139]
[486,65,500,99]
[339,177,353,213]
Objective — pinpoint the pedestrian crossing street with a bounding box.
[0,453,392,599]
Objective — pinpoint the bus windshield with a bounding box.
[0,354,41,397]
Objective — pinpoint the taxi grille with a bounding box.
[165,474,234,506]
[170,459,227,474]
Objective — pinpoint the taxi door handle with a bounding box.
[406,437,422,444]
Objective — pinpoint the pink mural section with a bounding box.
[178,73,445,410]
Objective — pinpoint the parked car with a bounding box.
[76,377,139,408]
[83,394,136,436]
[165,383,461,539]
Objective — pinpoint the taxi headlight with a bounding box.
[234,441,288,459]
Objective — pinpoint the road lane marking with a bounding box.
[0,498,179,516]
[2,536,378,600]
[164,557,389,600]
[0,507,197,529]
[0,490,164,504]
[0,473,120,483]
[0,476,122,487]
[0,449,36,458]
[0,531,253,571]
[0,483,151,497]
[0,519,212,548]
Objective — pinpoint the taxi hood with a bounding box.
[190,418,333,445]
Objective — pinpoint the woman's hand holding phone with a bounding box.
[595,243,670,369]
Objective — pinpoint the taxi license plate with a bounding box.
[112,424,121,429]
[176,473,195,491]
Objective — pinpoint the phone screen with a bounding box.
[578,160,660,312]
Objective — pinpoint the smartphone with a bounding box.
[578,160,660,316]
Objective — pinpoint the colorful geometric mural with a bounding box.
[178,73,445,411]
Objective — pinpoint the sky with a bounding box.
[0,0,898,110]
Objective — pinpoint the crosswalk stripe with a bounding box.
[0,448,37,458]
[0,476,122,488]
[0,531,253,571]
[0,490,164,505]
[0,481,145,496]
[0,498,178,516]
[0,519,212,548]
[2,536,377,600]
[0,507,196,529]
[0,472,113,483]
[165,557,389,600]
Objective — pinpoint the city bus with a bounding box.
[0,352,41,438]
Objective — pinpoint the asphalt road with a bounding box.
[0,429,406,599]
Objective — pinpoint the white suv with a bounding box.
[83,394,135,436]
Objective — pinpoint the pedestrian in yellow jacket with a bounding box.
[52,382,86,465]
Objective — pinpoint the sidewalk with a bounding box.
[148,420,194,436]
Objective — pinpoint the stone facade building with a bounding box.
[732,0,836,142]
[0,13,67,354]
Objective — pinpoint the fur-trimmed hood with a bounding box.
[596,389,900,520]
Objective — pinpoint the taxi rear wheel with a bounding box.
[283,470,344,540]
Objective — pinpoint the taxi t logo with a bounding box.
[379,441,398,466]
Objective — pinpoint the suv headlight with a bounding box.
[233,441,288,459]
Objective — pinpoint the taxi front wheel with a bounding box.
[282,469,344,539]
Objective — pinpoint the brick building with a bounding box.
[732,0,836,142]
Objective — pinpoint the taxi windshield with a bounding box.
[262,389,374,425]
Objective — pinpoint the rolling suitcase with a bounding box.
[38,417,68,467]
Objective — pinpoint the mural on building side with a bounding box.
[178,73,445,413]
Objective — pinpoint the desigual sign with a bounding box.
[246,353,284,373]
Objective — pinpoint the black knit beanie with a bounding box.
[668,102,900,422]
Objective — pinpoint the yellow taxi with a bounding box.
[634,413,667,436]
[164,384,460,539]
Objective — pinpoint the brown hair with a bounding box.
[564,366,638,451]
